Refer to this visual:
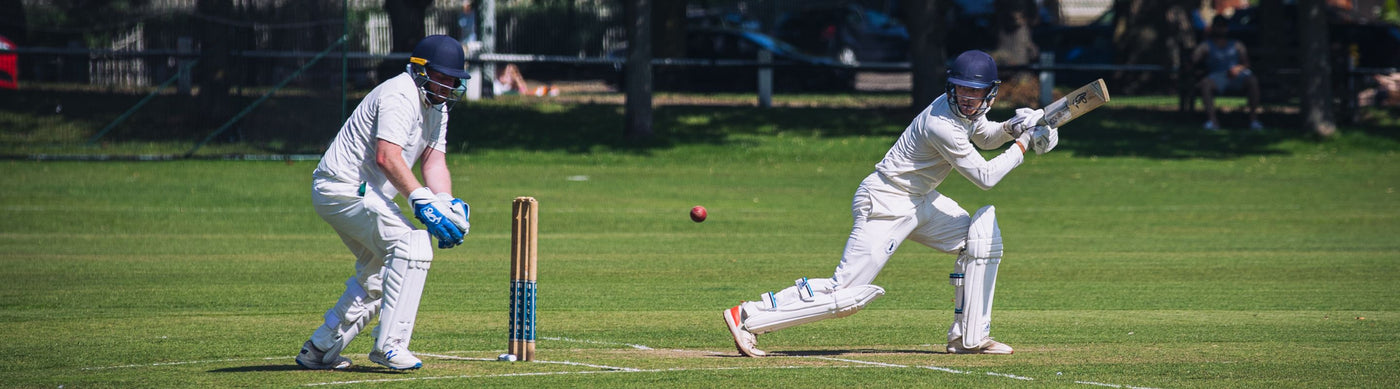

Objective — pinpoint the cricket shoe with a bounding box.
[947,337,1014,355]
[369,347,423,370]
[295,340,352,370]
[723,305,767,357]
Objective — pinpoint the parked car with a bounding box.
[610,27,856,92]
[774,4,909,64]
[1030,8,1116,87]
[0,35,16,90]
[1033,8,1116,66]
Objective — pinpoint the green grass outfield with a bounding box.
[1,101,1398,387]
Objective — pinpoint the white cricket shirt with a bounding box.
[874,94,1024,195]
[314,72,449,199]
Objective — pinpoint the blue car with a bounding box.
[774,4,910,64]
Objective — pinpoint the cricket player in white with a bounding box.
[296,35,472,370]
[724,50,1060,356]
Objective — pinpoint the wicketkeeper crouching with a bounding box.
[296,35,472,371]
[724,50,1059,356]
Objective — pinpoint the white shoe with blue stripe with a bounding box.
[370,347,423,370]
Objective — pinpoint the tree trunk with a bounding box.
[380,0,433,81]
[1297,0,1336,137]
[196,0,233,126]
[904,0,947,110]
[993,0,1038,66]
[1110,0,1181,94]
[624,0,653,141]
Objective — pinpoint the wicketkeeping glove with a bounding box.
[408,188,464,248]
[436,192,471,236]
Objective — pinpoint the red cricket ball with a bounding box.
[690,206,707,223]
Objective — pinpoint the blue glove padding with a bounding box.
[409,188,465,248]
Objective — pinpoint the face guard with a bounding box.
[946,80,999,120]
[408,62,467,113]
[945,50,1001,120]
[406,35,471,113]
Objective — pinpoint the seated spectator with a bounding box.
[493,63,529,95]
[1359,73,1400,107]
[1192,15,1262,131]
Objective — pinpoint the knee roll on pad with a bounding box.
[953,205,1002,348]
[743,284,885,334]
[965,206,1001,260]
[376,230,433,351]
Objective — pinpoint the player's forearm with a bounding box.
[421,154,453,194]
[954,147,1024,190]
[376,141,425,196]
[975,122,1014,149]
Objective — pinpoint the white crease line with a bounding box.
[988,371,1035,381]
[817,356,1030,381]
[303,365,874,386]
[78,344,1155,389]
[809,356,909,368]
[82,356,286,370]
[1075,382,1158,389]
[539,336,653,350]
[414,352,641,369]
[919,365,968,374]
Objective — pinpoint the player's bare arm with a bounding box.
[376,139,425,196]
[420,147,453,195]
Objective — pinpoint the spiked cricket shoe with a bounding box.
[370,347,423,370]
[947,337,1014,354]
[723,305,767,357]
[296,340,352,370]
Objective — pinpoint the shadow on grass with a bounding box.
[5,89,1395,159]
[454,101,1397,159]
[208,364,409,374]
[453,102,911,155]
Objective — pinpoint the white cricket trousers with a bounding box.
[832,172,972,290]
[745,172,975,333]
[308,175,417,353]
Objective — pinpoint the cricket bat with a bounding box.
[1038,78,1110,128]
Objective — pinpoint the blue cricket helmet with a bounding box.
[410,35,470,80]
[946,50,1000,119]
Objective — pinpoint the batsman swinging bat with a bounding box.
[1038,78,1110,128]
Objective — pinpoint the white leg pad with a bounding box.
[950,205,1002,348]
[311,277,380,363]
[374,230,433,351]
[743,280,885,335]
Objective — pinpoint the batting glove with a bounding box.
[1031,125,1059,155]
[1004,107,1044,138]
[409,188,464,248]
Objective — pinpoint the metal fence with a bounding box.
[1,0,1391,159]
